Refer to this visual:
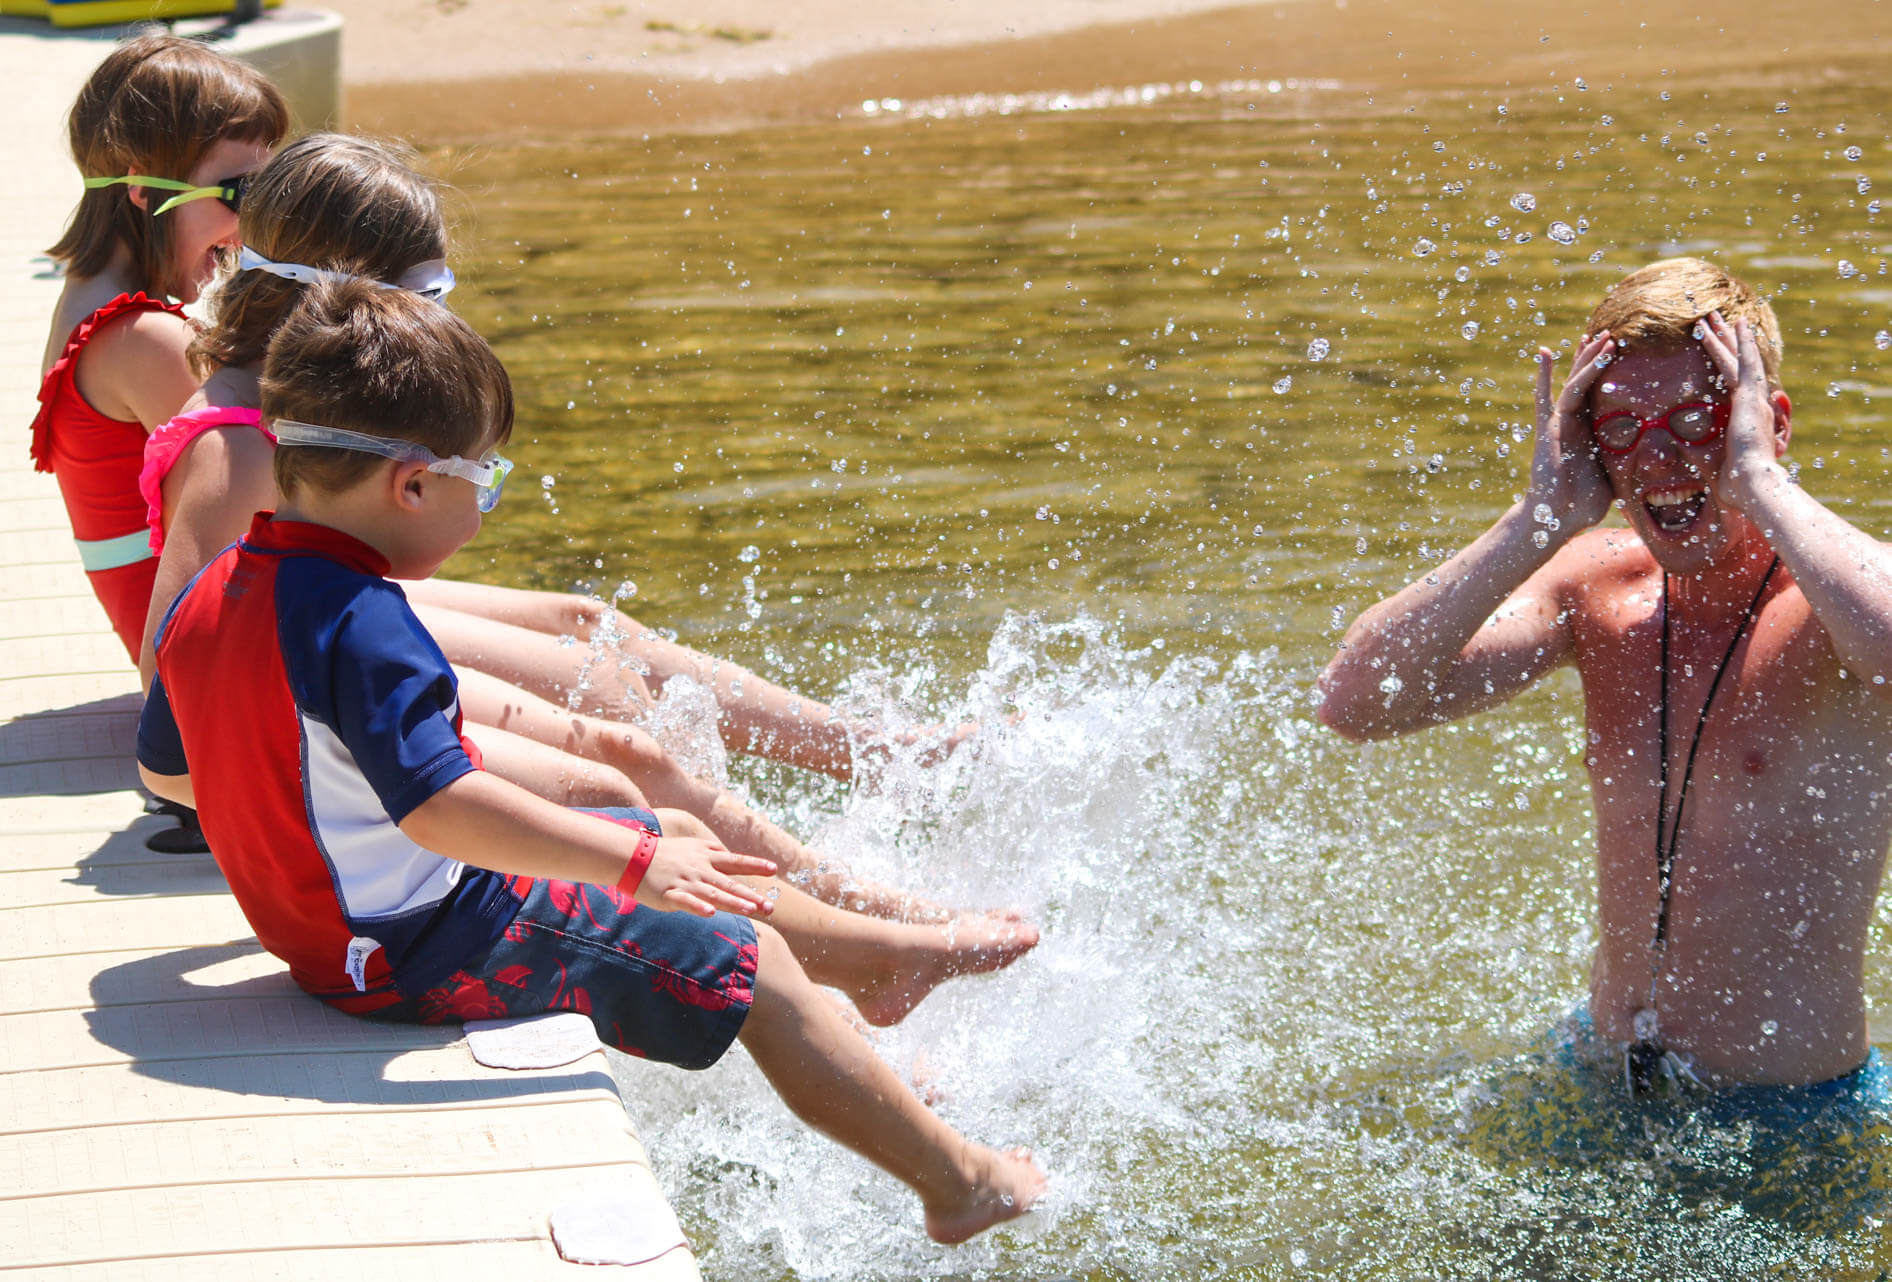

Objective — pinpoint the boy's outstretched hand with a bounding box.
[1528,330,1617,540]
[636,835,777,918]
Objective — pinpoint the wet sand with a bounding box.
[329,0,1892,142]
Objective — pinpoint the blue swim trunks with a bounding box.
[1461,1008,1892,1231]
[364,807,757,1070]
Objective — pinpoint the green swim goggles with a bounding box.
[84,172,247,216]
[271,420,514,513]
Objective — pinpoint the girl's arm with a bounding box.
[138,426,280,687]
[79,309,201,429]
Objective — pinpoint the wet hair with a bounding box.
[47,32,289,296]
[263,277,512,499]
[193,132,447,375]
[1586,257,1785,390]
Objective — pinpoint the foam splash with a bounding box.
[610,614,1892,1280]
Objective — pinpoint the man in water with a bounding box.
[1318,258,1892,1093]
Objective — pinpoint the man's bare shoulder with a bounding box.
[1537,527,1655,598]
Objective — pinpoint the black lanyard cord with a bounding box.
[1651,554,1781,969]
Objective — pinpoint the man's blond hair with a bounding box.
[1586,257,1784,390]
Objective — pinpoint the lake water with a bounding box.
[433,55,1892,1281]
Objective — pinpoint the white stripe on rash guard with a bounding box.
[300,711,464,920]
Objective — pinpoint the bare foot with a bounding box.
[924,1145,1045,1245]
[908,1047,950,1108]
[852,911,1040,1027]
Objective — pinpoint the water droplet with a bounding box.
[1875,330,1892,351]
[1775,102,1790,113]
[1307,337,1331,361]
[1290,1248,1311,1268]
[1660,90,1671,102]
[737,544,761,563]
[1860,176,1874,195]
[1484,249,1503,266]
[1426,453,1445,473]
[1600,114,1614,126]
[1533,502,1554,525]
[1413,238,1437,257]
[1273,375,1294,393]
[1548,221,1577,245]
[1035,505,1052,520]
[1847,145,1865,161]
[1532,529,1551,547]
[540,475,556,489]
[1514,231,1535,244]
[1461,321,1482,339]
[1378,673,1404,694]
[1454,265,1471,282]
[1761,1020,1779,1036]
[1510,192,1537,213]
[1840,259,1860,279]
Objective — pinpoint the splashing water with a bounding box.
[451,55,1892,1279]
[600,616,1892,1279]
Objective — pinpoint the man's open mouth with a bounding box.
[1644,487,1708,533]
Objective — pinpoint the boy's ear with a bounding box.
[392,460,431,512]
[1770,389,1792,457]
[125,172,149,214]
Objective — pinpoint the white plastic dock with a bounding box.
[0,12,699,1278]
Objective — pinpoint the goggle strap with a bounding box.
[238,248,456,302]
[84,174,234,216]
[272,418,509,490]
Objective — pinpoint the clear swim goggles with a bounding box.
[237,246,457,302]
[85,172,247,215]
[271,420,513,512]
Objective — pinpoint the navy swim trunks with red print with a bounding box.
[368,808,758,1069]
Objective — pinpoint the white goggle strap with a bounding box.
[271,418,510,494]
[238,247,456,302]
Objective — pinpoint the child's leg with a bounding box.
[740,921,1046,1243]
[653,807,1038,1026]
[461,718,651,809]
[452,665,966,925]
[408,579,861,779]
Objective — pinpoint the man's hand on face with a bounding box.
[1528,330,1617,542]
[1697,310,1786,513]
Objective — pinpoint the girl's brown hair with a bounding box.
[192,132,447,375]
[47,33,289,296]
[263,277,512,499]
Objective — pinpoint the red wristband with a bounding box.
[615,826,658,895]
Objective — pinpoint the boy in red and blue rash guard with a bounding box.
[135,277,1047,1241]
[140,509,518,1007]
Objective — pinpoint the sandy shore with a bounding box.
[325,0,1892,142]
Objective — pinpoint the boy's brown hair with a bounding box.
[1586,257,1785,390]
[262,277,513,499]
[194,132,446,375]
[48,33,289,296]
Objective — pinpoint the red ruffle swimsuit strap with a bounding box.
[28,292,188,661]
